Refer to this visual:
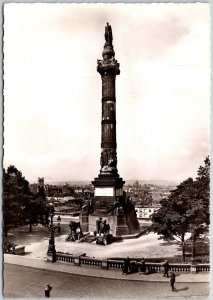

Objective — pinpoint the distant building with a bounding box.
[46,196,82,215]
[29,177,46,195]
[38,177,45,196]
[29,183,37,194]
[74,188,83,194]
[135,204,160,219]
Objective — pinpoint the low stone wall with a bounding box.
[54,252,210,273]
[14,246,25,255]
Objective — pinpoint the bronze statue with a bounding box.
[108,150,117,168]
[82,200,94,214]
[100,149,108,168]
[105,22,113,45]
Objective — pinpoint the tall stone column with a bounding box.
[89,23,129,236]
[80,23,139,237]
[98,39,119,177]
[92,23,125,207]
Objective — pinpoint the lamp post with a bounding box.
[47,205,56,263]
[57,215,61,234]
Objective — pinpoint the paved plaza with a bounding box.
[4,222,210,298]
[6,223,182,260]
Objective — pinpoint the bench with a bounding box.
[14,245,25,255]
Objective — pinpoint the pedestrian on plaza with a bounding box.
[139,258,146,274]
[96,217,102,236]
[123,256,131,275]
[162,260,170,277]
[44,284,52,297]
[169,271,176,291]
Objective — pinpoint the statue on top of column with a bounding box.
[105,22,113,45]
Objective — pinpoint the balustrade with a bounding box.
[80,257,102,267]
[107,260,123,269]
[54,252,209,273]
[196,264,210,272]
[146,262,161,273]
[56,253,74,263]
[169,264,191,272]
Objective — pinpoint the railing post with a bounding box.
[191,264,197,274]
[160,265,164,273]
[74,256,81,266]
[47,252,54,262]
[101,260,108,269]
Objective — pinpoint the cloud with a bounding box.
[139,13,190,59]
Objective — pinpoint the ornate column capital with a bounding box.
[97,58,120,77]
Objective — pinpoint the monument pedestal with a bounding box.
[79,214,89,232]
[87,173,129,236]
[79,173,141,237]
[113,213,129,236]
[80,211,129,236]
[92,174,125,210]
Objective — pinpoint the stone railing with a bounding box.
[146,262,162,273]
[195,264,210,272]
[168,263,191,273]
[80,256,102,267]
[107,259,124,269]
[56,252,74,263]
[54,252,210,273]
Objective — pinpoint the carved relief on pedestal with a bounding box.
[100,148,117,174]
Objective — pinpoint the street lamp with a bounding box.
[47,205,56,263]
[57,215,61,234]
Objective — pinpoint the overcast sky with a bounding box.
[3,3,210,183]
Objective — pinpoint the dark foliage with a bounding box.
[3,165,48,235]
[151,157,210,262]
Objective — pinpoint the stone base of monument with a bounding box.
[113,213,129,236]
[80,212,129,237]
[79,214,89,232]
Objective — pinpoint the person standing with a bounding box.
[162,260,170,277]
[44,284,52,297]
[140,258,146,274]
[96,217,102,236]
[170,271,176,291]
[123,256,131,275]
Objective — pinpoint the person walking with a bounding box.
[44,284,52,297]
[162,260,170,277]
[122,256,131,275]
[140,258,146,274]
[170,271,176,291]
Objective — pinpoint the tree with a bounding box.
[3,165,48,235]
[189,156,210,262]
[151,178,194,262]
[151,157,210,262]
[195,156,210,225]
[3,165,32,236]
[23,194,48,232]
